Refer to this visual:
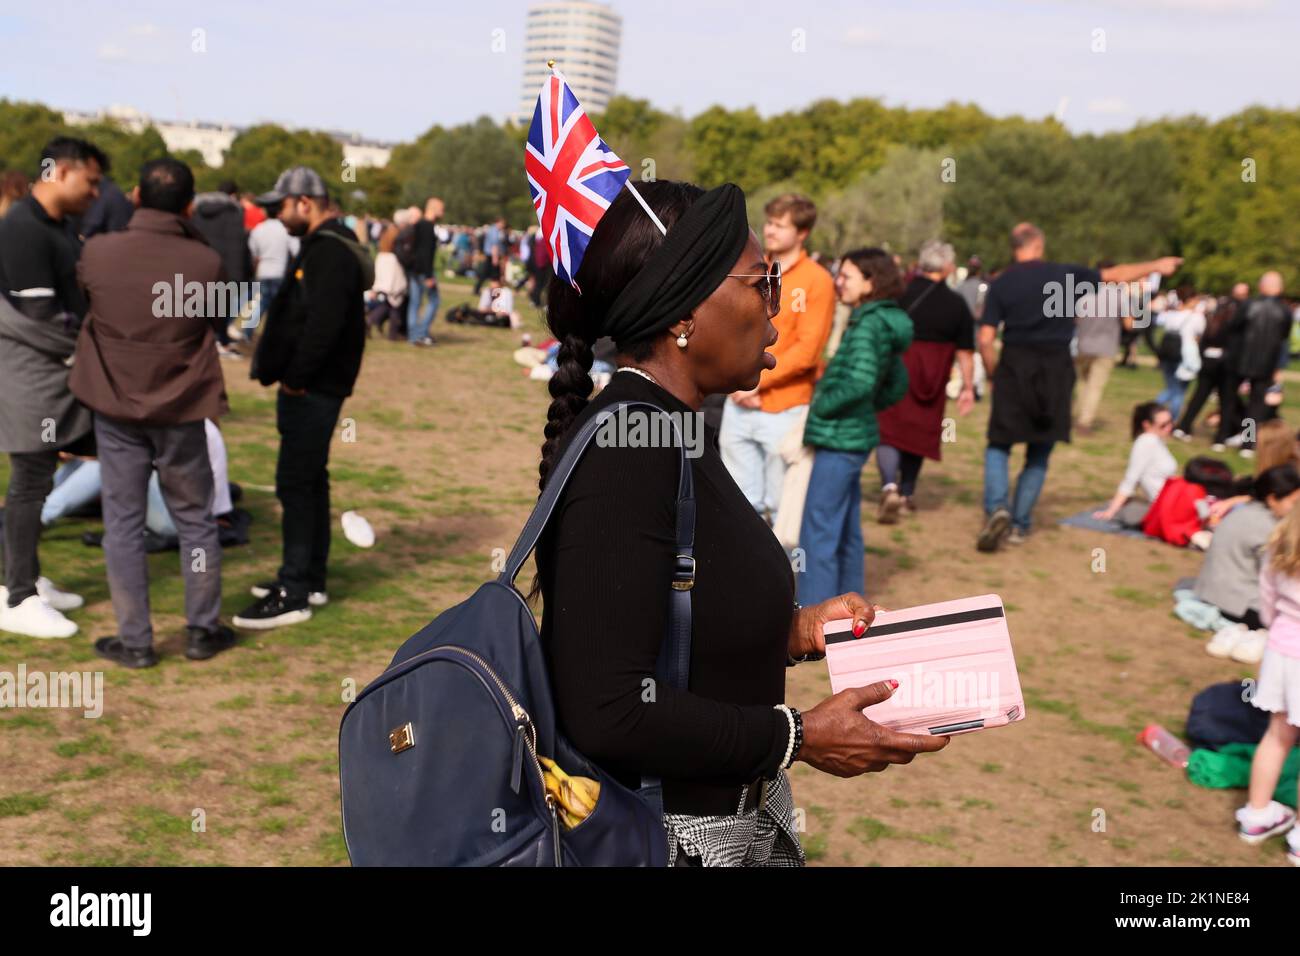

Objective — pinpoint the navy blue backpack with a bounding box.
[339,401,695,866]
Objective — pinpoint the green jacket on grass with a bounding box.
[803,298,913,453]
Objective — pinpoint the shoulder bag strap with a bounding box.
[496,400,694,813]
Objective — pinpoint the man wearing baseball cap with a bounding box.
[238,166,373,629]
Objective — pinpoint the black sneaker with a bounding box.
[976,508,1013,553]
[94,636,158,669]
[186,624,238,660]
[232,586,312,630]
[250,580,328,607]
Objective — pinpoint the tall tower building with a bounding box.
[514,1,622,125]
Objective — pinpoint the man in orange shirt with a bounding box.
[720,194,835,525]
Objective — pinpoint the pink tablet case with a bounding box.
[824,594,1026,736]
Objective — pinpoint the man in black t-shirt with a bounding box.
[0,136,106,637]
[974,222,1181,552]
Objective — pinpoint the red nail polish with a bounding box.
[852,620,866,637]
[887,679,899,690]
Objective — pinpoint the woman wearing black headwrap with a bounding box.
[532,181,948,867]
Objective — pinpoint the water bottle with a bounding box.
[1138,724,1190,768]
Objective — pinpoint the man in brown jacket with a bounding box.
[71,157,234,667]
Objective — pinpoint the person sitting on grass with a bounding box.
[1205,419,1300,528]
[1201,464,1300,663]
[445,278,520,329]
[1233,498,1300,862]
[1093,402,1178,527]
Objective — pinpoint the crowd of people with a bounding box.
[2,134,1298,863]
[0,138,369,664]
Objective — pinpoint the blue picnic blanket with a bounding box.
[1059,506,1149,539]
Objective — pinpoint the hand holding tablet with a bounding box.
[823,594,1027,737]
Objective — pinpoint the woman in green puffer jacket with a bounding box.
[798,248,913,605]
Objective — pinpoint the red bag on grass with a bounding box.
[1141,477,1206,546]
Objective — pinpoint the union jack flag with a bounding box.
[524,69,630,289]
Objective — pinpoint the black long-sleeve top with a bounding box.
[536,372,795,816]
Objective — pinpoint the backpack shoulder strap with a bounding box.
[497,400,695,808]
[499,400,696,612]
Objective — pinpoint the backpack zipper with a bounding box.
[367,645,549,812]
[350,640,563,865]
[433,646,562,865]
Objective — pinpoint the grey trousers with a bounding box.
[95,415,222,649]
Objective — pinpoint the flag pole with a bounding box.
[623,180,667,236]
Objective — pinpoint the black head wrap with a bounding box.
[601,182,750,350]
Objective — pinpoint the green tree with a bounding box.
[348,165,402,217]
[687,105,766,190]
[944,121,1182,272]
[590,96,693,184]
[0,100,169,189]
[943,123,1086,268]
[817,146,947,258]
[221,124,343,198]
[1159,108,1300,289]
[388,117,527,226]
[0,99,73,175]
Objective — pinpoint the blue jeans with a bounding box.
[719,402,805,522]
[798,448,869,605]
[407,274,439,342]
[983,442,1055,533]
[1156,359,1187,421]
[42,459,175,537]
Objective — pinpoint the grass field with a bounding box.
[0,279,1294,866]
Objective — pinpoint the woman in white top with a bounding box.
[1094,401,1179,526]
[366,223,408,340]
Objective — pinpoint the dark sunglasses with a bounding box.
[727,259,782,318]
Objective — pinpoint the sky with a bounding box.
[1,0,1297,143]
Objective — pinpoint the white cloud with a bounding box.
[1087,96,1131,115]
[97,42,128,62]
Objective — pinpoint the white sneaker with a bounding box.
[1189,529,1214,551]
[1236,800,1296,844]
[1225,433,1244,449]
[36,576,83,611]
[1211,443,1226,453]
[1172,428,1191,442]
[1206,622,1249,658]
[1239,448,1256,460]
[1229,630,1269,664]
[0,594,78,639]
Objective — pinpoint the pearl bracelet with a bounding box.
[774,704,797,770]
